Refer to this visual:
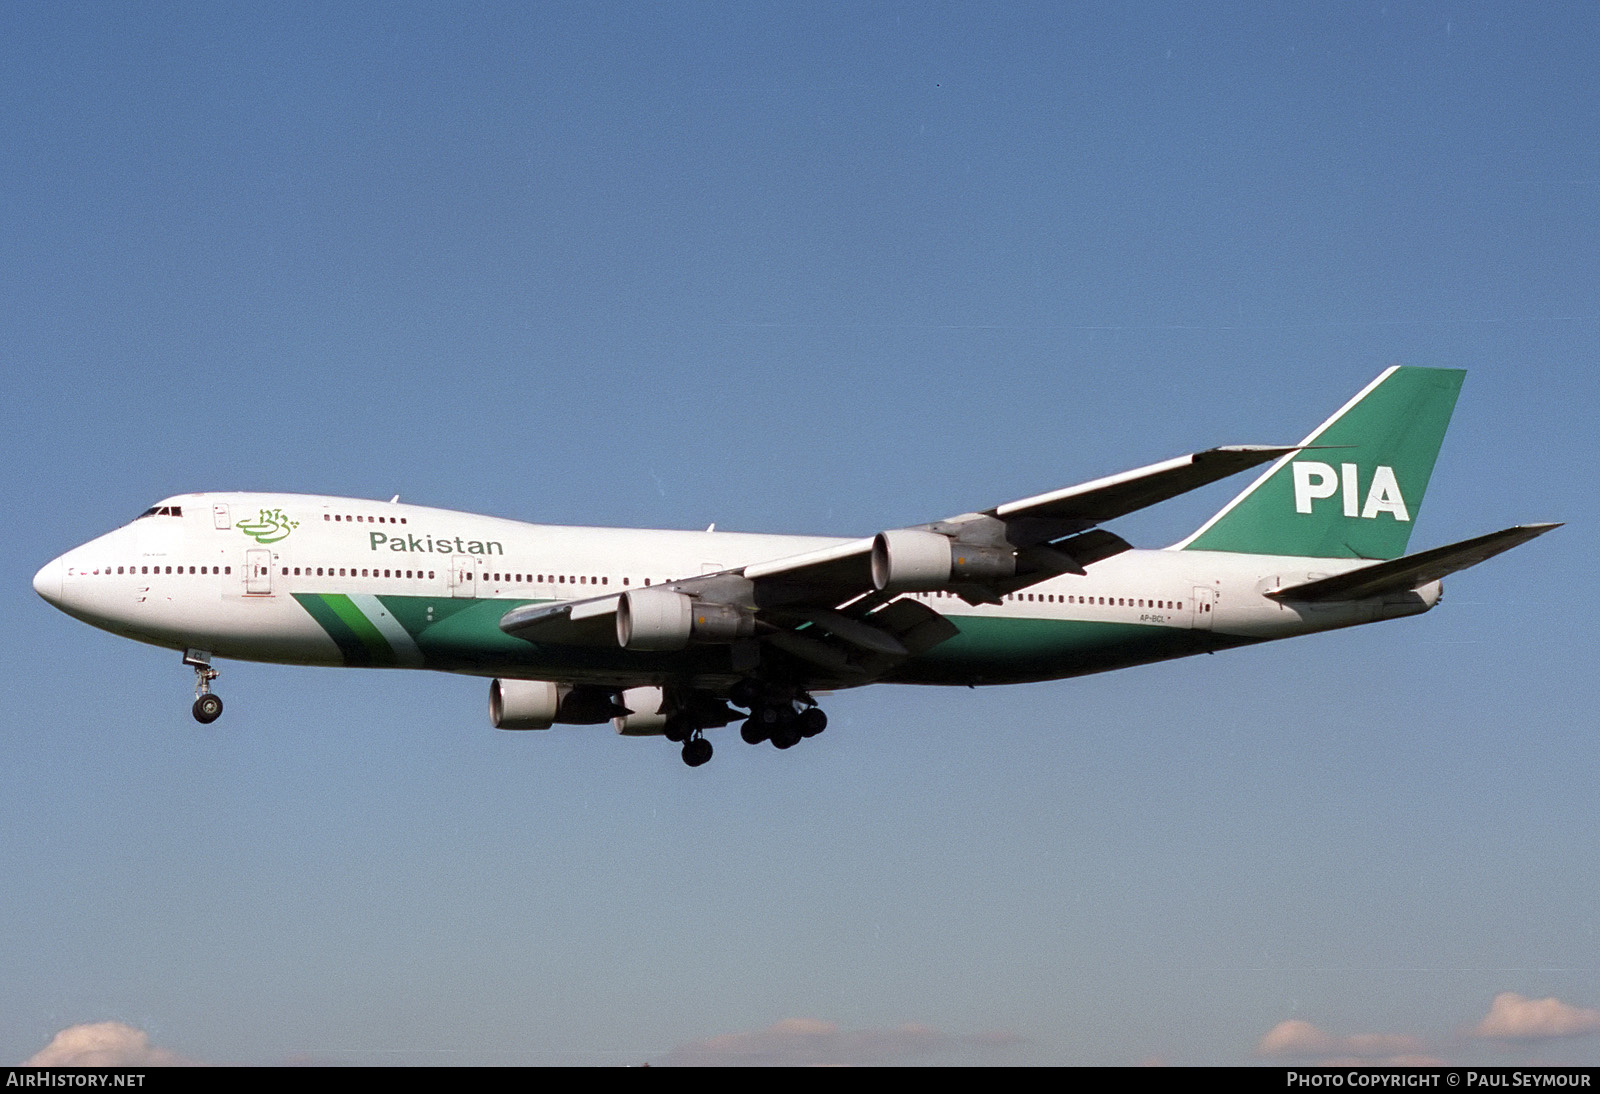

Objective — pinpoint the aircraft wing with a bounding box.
[988,445,1302,527]
[1267,523,1561,603]
[742,444,1299,599]
[498,593,624,647]
[501,444,1295,675]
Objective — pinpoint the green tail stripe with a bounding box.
[1180,366,1465,559]
[292,593,396,666]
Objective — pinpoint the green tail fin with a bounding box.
[1176,366,1465,559]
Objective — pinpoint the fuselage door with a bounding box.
[1192,586,1215,631]
[450,555,476,599]
[213,504,231,530]
[246,548,273,595]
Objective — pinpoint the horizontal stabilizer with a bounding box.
[1267,523,1560,603]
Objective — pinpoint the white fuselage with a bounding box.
[34,492,1440,689]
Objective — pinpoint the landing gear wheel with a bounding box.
[681,737,713,767]
[663,715,692,743]
[771,726,801,750]
[740,717,768,745]
[185,650,221,724]
[797,707,827,737]
[729,679,762,710]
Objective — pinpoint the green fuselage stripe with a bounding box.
[290,591,1237,684]
[292,593,397,666]
[323,594,397,665]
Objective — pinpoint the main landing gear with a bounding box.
[661,704,724,768]
[738,702,826,750]
[660,683,829,767]
[185,649,223,724]
[681,736,713,768]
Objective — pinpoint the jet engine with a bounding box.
[870,529,1016,593]
[489,679,561,729]
[615,586,755,651]
[613,686,671,735]
[489,679,623,729]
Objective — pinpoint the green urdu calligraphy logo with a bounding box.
[236,507,299,544]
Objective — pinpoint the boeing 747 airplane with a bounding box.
[33,367,1555,766]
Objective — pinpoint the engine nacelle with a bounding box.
[616,587,755,651]
[490,680,623,729]
[489,678,560,730]
[871,529,1016,593]
[871,529,951,592]
[951,543,1017,584]
[614,686,670,735]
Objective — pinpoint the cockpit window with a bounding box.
[136,506,183,519]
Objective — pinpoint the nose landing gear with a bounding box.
[184,649,223,724]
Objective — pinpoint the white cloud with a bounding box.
[664,1017,1021,1067]
[1257,1018,1429,1064]
[1473,993,1600,1041]
[24,1022,200,1067]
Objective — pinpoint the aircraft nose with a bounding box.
[33,556,64,605]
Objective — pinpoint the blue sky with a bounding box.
[3,1,1595,1066]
